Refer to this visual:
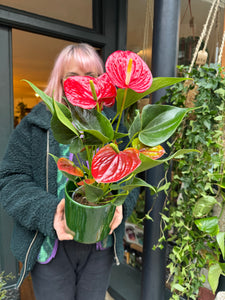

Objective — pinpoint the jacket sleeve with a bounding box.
[0,119,58,239]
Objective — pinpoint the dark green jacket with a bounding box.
[0,102,138,287]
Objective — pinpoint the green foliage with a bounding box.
[158,64,225,299]
[0,272,14,299]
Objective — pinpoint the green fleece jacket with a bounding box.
[0,102,138,287]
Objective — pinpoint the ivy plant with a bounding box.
[157,64,225,299]
[0,272,14,300]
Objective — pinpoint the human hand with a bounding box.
[109,205,123,234]
[53,198,74,240]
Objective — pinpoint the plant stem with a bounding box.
[125,132,139,148]
[74,153,83,170]
[115,88,128,133]
[85,146,92,176]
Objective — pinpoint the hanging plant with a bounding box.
[156,63,225,299]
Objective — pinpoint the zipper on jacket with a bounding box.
[16,230,38,289]
[113,231,120,266]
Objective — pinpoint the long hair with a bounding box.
[44,43,104,103]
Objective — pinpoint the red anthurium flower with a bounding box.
[64,73,116,109]
[91,144,141,183]
[57,157,84,177]
[105,50,153,93]
[139,145,165,160]
[77,178,95,186]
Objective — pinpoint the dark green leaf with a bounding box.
[116,77,189,111]
[69,137,83,154]
[84,182,104,203]
[51,100,78,144]
[70,106,114,144]
[23,79,54,114]
[113,177,156,193]
[139,104,192,147]
[195,217,219,236]
[193,196,218,218]
[128,111,141,140]
[134,149,199,174]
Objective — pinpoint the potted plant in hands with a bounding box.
[25,50,195,244]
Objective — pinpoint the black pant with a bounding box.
[31,240,114,300]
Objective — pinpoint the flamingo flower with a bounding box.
[91,144,141,183]
[64,73,117,109]
[105,50,153,93]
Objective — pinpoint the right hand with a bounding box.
[53,198,74,240]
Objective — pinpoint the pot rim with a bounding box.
[65,180,113,209]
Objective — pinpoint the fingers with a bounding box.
[109,205,123,235]
[53,198,74,240]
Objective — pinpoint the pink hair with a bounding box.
[44,43,104,103]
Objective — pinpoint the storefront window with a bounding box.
[1,0,92,28]
[127,0,154,68]
[12,29,74,125]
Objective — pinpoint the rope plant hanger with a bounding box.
[218,30,225,65]
[188,0,220,74]
[184,0,221,108]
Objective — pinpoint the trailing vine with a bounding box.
[0,272,14,300]
[157,64,225,299]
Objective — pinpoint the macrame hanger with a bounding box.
[195,0,220,68]
[203,0,220,52]
[188,0,220,74]
[218,31,225,65]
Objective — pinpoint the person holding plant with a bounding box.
[0,44,139,300]
[0,41,192,300]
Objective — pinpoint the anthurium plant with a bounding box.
[25,50,194,206]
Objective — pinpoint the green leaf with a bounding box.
[84,182,104,203]
[69,137,83,154]
[139,104,192,147]
[195,217,219,236]
[193,196,218,218]
[128,111,141,140]
[116,77,189,111]
[172,283,185,293]
[51,100,79,144]
[208,263,222,294]
[70,106,114,144]
[113,132,128,140]
[134,149,199,174]
[111,177,156,193]
[217,232,225,259]
[112,194,128,206]
[219,262,225,273]
[24,80,77,145]
[23,79,54,114]
[49,153,59,164]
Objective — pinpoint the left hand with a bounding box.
[109,205,123,234]
[53,198,74,240]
